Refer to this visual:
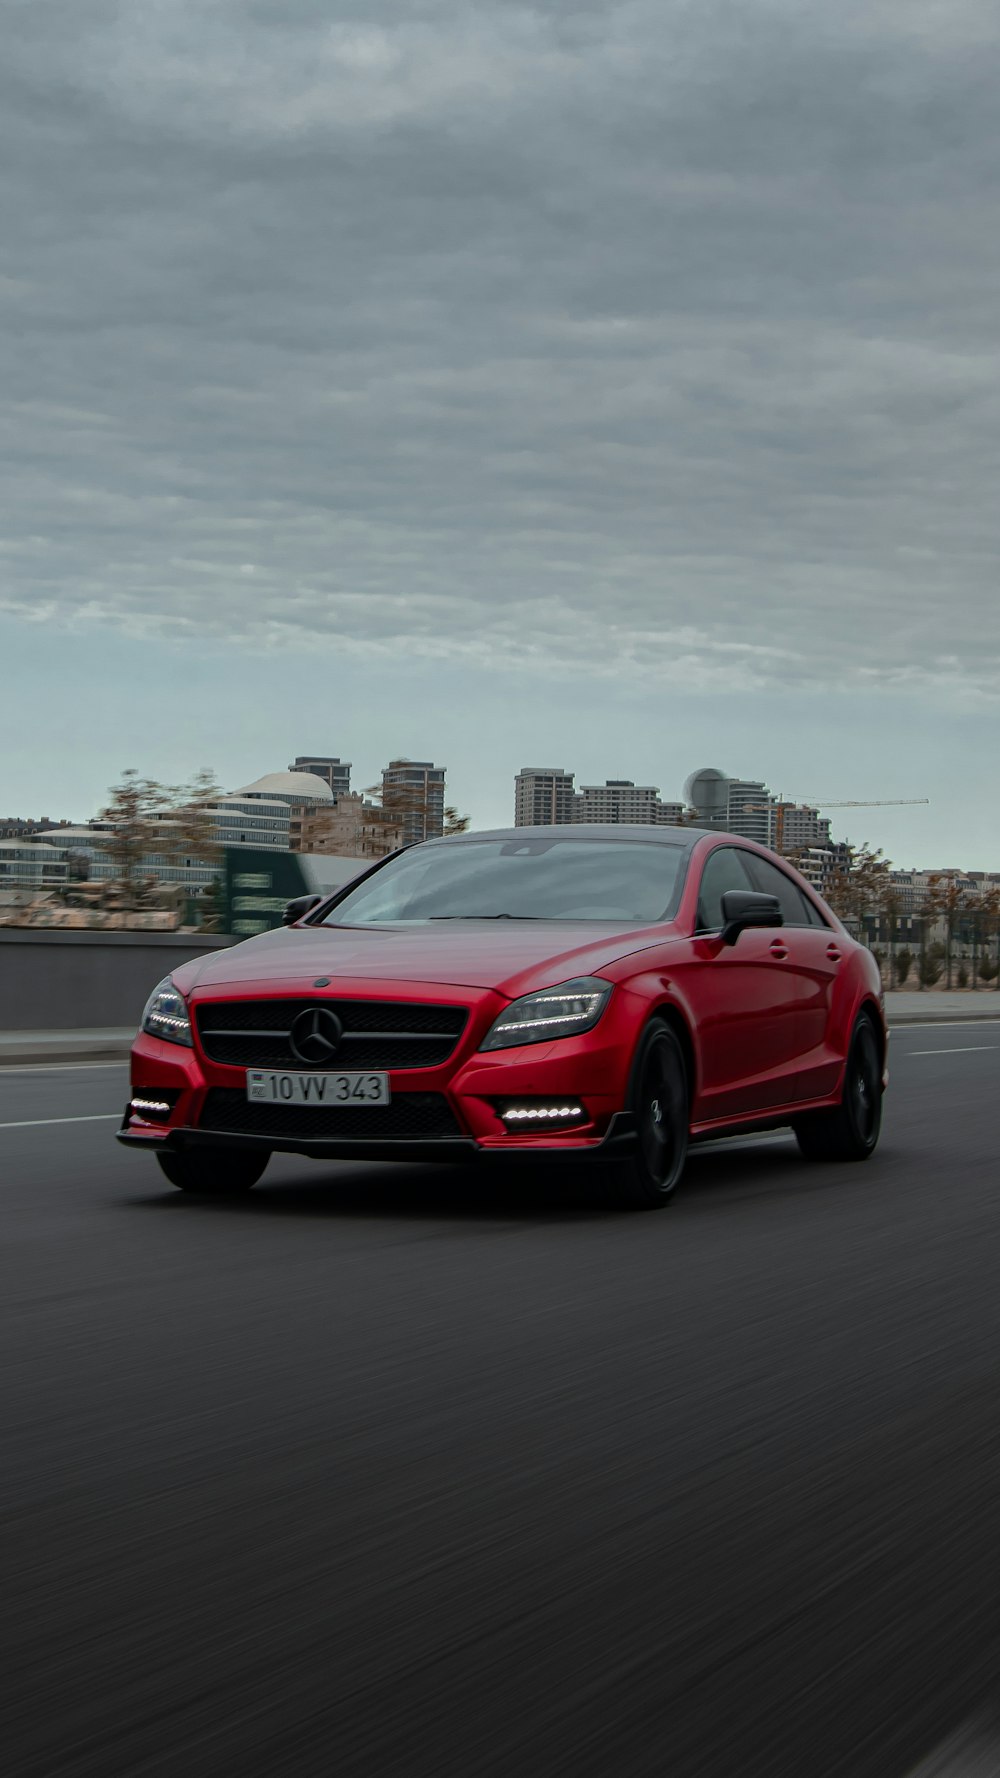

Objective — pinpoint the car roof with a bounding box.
[420,824,704,850]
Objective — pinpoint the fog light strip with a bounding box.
[502,1105,583,1122]
[131,1098,172,1115]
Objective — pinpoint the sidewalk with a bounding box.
[884,991,1000,1024]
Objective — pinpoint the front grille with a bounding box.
[199,1089,462,1141]
[194,998,468,1071]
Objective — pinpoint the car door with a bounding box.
[743,854,843,1102]
[689,845,806,1122]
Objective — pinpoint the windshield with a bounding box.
[321,836,689,925]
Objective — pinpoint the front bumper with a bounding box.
[120,984,649,1164]
[116,1110,639,1164]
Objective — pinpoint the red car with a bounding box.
[118,825,887,1209]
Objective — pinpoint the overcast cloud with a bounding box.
[1,1,999,844]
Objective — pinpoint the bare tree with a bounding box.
[365,779,469,844]
[167,768,224,875]
[100,767,222,909]
[923,874,967,991]
[99,771,174,909]
[977,886,1000,991]
[824,844,892,952]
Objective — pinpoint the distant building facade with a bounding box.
[0,816,75,841]
[289,756,352,799]
[683,768,835,859]
[514,769,578,827]
[294,794,404,861]
[0,841,71,890]
[381,760,446,845]
[515,768,683,828]
[1,793,292,897]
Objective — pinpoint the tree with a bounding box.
[895,948,913,986]
[100,768,222,909]
[99,771,175,908]
[978,887,1000,992]
[922,874,967,991]
[365,777,469,844]
[918,941,945,988]
[825,844,893,955]
[880,880,903,987]
[168,768,224,875]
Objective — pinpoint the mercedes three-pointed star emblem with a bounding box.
[289,1006,344,1066]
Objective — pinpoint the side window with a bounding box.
[695,847,755,933]
[745,855,825,927]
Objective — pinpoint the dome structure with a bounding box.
[683,767,730,822]
[234,771,335,806]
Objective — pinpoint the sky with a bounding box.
[2,0,998,868]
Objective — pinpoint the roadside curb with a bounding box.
[0,1031,134,1066]
[889,1010,1000,1026]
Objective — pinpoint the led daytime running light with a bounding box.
[502,1105,584,1122]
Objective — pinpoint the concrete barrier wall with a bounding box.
[0,930,235,1031]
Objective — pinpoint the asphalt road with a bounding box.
[4,1030,1000,1778]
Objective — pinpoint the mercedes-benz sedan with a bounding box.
[118,825,887,1209]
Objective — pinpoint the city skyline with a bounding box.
[0,744,970,876]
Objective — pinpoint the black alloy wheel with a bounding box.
[605,1020,690,1210]
[156,1148,270,1194]
[793,1013,883,1163]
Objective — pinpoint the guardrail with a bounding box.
[0,928,234,1032]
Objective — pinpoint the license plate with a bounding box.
[246,1070,390,1106]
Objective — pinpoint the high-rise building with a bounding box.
[724,781,772,846]
[381,759,446,845]
[289,756,352,800]
[516,769,685,827]
[577,781,685,825]
[683,767,836,858]
[514,768,578,826]
[776,804,833,854]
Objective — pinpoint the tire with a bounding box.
[602,1020,690,1209]
[793,1014,883,1163]
[156,1148,270,1194]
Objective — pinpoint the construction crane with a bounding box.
[741,797,929,854]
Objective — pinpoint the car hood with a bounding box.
[175,920,676,1001]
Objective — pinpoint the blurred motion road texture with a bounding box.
[4,1023,1000,1775]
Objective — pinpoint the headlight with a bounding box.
[479,977,612,1051]
[140,976,193,1047]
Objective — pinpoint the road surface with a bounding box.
[4,1027,1000,1776]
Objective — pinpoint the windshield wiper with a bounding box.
[427,913,542,920]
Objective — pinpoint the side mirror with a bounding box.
[281,894,323,926]
[719,890,783,947]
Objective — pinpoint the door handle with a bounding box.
[769,940,788,959]
[826,946,842,962]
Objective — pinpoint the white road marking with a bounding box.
[905,1046,998,1057]
[0,1113,121,1131]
